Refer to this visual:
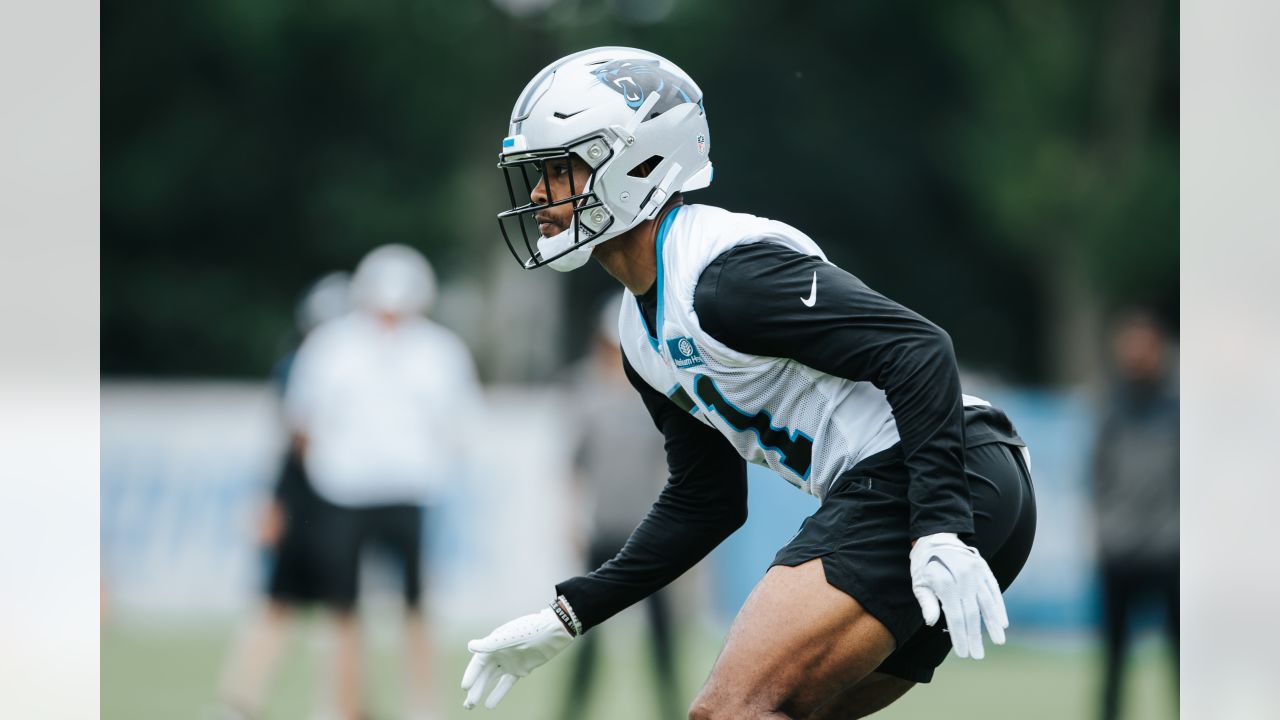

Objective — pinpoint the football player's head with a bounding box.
[350,244,436,321]
[497,47,713,271]
[1111,309,1167,382]
[295,271,352,333]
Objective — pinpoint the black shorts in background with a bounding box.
[312,502,426,611]
[771,404,1037,683]
[266,451,328,604]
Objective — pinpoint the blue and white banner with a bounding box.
[102,381,1101,630]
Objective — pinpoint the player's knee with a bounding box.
[806,674,916,720]
[688,706,744,720]
[688,696,766,720]
[688,695,736,720]
[687,696,716,720]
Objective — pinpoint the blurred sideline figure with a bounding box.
[287,245,483,720]
[217,271,352,720]
[1091,310,1179,720]
[557,297,682,720]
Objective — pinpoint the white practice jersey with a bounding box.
[620,204,985,501]
[285,313,482,507]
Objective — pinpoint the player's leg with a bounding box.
[312,502,365,720]
[216,600,295,717]
[328,609,364,720]
[386,504,434,720]
[1099,562,1134,720]
[218,461,316,717]
[689,418,1037,719]
[1160,560,1179,680]
[868,440,1037,691]
[687,557,897,720]
[404,609,433,720]
[805,440,1036,720]
[646,587,683,720]
[688,450,941,720]
[807,672,916,720]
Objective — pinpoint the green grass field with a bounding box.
[103,615,1176,719]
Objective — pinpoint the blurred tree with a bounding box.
[103,0,1176,383]
[937,0,1178,382]
[103,0,539,375]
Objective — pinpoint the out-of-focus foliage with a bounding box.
[103,0,1177,382]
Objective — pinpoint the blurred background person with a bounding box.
[286,244,483,720]
[1090,310,1179,720]
[556,296,681,720]
[216,272,353,720]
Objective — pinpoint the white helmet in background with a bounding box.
[350,244,437,317]
[295,271,352,333]
[497,47,713,271]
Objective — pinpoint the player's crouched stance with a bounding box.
[463,48,1037,719]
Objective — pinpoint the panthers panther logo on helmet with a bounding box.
[591,59,701,117]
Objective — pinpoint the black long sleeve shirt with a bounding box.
[557,239,972,631]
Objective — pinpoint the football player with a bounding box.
[463,47,1037,719]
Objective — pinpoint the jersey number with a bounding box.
[692,374,814,479]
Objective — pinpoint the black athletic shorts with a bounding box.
[266,450,329,603]
[771,404,1037,683]
[312,501,426,611]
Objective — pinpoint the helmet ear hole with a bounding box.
[627,155,665,178]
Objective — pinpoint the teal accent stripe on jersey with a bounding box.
[651,205,683,353]
[637,297,658,350]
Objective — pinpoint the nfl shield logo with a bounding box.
[696,134,706,154]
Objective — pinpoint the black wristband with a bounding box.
[549,598,579,637]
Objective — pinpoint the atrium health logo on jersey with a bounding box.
[667,336,705,369]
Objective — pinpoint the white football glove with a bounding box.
[461,607,574,710]
[910,532,1009,660]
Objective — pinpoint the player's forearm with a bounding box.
[561,352,750,631]
[877,325,973,538]
[555,408,747,631]
[565,350,748,630]
[555,484,746,630]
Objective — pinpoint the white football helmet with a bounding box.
[295,271,352,333]
[350,244,437,317]
[497,47,713,271]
